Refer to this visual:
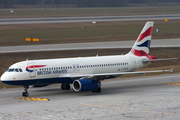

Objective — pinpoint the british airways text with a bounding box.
[37,69,67,75]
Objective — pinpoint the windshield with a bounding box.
[7,68,23,72]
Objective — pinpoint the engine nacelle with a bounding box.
[72,79,101,92]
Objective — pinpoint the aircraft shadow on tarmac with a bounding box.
[30,83,166,97]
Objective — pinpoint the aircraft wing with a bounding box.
[69,68,174,79]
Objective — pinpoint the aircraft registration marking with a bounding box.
[16,97,50,101]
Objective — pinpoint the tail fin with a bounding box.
[128,21,154,56]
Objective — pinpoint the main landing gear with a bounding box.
[92,80,101,93]
[61,84,70,90]
[92,88,101,93]
[22,85,29,97]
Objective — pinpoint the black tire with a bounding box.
[22,92,28,97]
[61,84,66,90]
[92,88,101,93]
[96,88,101,93]
[65,84,70,90]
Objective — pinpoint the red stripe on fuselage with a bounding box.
[26,65,46,69]
[137,27,153,42]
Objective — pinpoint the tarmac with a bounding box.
[0,73,180,120]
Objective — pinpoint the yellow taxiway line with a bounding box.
[165,82,180,85]
[16,97,50,101]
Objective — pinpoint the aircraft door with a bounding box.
[73,64,76,72]
[76,64,80,71]
[130,57,136,71]
[27,63,36,77]
[73,64,80,72]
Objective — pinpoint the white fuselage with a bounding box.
[0,54,149,86]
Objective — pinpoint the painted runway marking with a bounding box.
[16,97,50,101]
[165,83,180,85]
[141,110,172,115]
[80,103,119,109]
[0,97,17,101]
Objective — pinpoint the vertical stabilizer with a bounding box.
[128,22,154,56]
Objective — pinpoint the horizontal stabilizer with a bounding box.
[142,58,178,63]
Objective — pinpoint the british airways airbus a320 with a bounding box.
[0,22,176,97]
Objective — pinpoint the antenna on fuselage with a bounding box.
[96,54,98,57]
[26,58,28,61]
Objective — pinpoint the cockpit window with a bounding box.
[7,68,23,72]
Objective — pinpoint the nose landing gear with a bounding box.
[22,85,29,97]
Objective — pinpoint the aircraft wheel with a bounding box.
[22,92,28,97]
[92,88,101,93]
[65,84,70,90]
[61,84,66,90]
[61,84,70,90]
[96,88,101,93]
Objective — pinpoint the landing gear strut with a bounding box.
[22,85,29,97]
[61,84,70,90]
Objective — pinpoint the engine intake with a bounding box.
[72,79,101,92]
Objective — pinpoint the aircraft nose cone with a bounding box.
[0,72,8,82]
[1,73,5,82]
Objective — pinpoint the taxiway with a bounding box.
[0,14,180,25]
[0,38,180,53]
[0,73,180,119]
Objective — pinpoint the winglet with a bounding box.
[170,67,174,74]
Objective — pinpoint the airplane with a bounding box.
[0,21,176,97]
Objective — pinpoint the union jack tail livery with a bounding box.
[128,22,154,56]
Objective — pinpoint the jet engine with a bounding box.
[72,79,101,92]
